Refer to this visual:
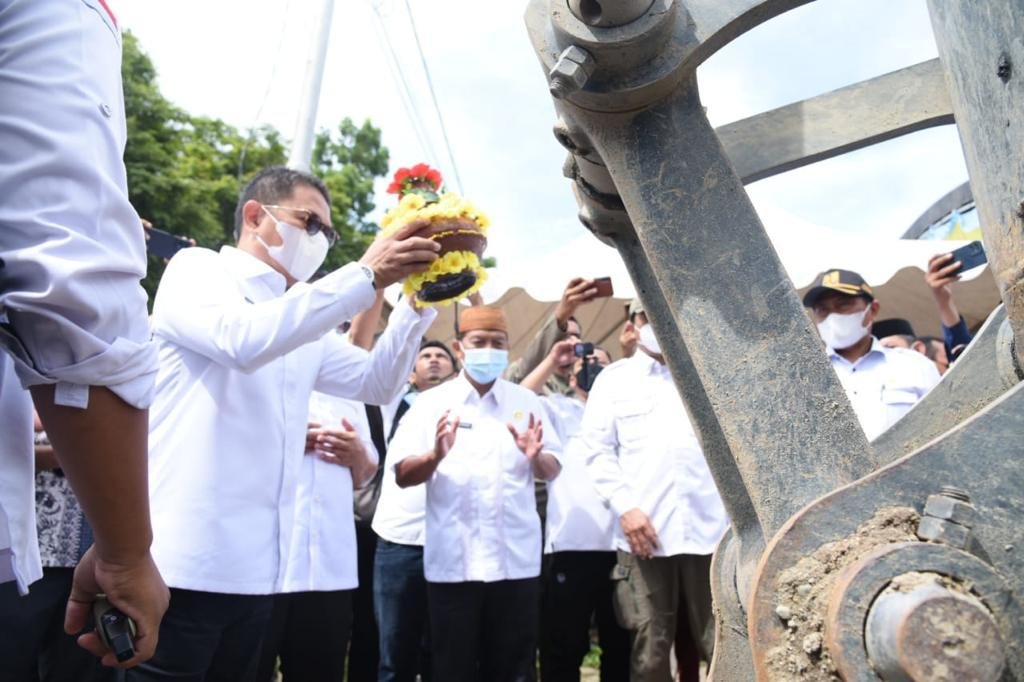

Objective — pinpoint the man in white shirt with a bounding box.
[374,340,456,682]
[1,1,167,668]
[391,306,562,682]
[520,340,631,682]
[803,269,941,440]
[133,166,440,681]
[256,391,378,682]
[580,301,729,682]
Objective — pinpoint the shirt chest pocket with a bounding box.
[614,399,652,446]
[881,387,918,408]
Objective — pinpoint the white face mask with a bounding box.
[816,308,870,350]
[638,323,661,355]
[257,207,329,282]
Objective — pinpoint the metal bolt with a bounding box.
[997,54,1012,82]
[917,516,971,549]
[548,46,595,100]
[917,487,976,549]
[939,486,970,502]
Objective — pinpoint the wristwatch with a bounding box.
[359,264,378,289]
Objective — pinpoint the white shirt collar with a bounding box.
[219,245,287,298]
[454,370,505,406]
[827,336,886,366]
[632,350,670,378]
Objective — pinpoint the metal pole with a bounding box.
[287,0,335,172]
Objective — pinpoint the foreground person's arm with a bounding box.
[31,385,169,669]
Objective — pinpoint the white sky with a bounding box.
[115,0,970,273]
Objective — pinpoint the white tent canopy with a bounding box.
[389,206,1000,360]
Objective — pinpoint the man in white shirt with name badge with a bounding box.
[803,269,940,441]
[391,306,562,682]
[580,300,729,682]
[137,166,440,681]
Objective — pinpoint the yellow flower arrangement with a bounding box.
[381,163,491,307]
[402,250,488,307]
[380,192,490,236]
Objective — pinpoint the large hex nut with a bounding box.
[916,516,970,549]
[548,46,595,98]
[923,494,977,527]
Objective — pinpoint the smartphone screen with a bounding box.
[145,226,192,260]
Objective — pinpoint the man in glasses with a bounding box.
[132,166,441,681]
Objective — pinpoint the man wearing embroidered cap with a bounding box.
[390,305,562,682]
[804,268,940,440]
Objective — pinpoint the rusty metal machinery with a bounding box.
[525,1,1024,679]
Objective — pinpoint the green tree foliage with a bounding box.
[312,119,390,269]
[120,32,389,299]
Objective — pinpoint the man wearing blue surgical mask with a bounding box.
[136,166,441,681]
[804,269,940,440]
[391,305,562,682]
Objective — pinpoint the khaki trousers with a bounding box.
[612,551,714,682]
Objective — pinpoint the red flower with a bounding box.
[387,163,443,195]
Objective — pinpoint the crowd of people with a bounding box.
[0,2,982,681]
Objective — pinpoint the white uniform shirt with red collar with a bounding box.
[389,373,562,583]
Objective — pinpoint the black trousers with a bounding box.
[539,552,630,682]
[428,578,539,682]
[0,567,113,682]
[124,588,272,682]
[255,589,354,682]
[346,524,379,682]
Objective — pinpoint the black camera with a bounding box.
[574,342,595,358]
[93,595,136,663]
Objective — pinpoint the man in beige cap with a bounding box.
[391,305,562,682]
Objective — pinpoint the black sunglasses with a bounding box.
[263,205,338,246]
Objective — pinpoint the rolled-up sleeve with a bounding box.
[0,0,156,409]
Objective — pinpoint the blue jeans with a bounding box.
[373,540,431,682]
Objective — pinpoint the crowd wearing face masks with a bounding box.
[0,2,977,679]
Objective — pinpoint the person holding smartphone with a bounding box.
[925,251,976,359]
[505,276,610,395]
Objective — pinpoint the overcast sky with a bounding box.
[116,0,970,276]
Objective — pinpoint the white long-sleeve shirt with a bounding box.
[147,246,435,594]
[579,353,729,557]
[389,374,562,583]
[827,338,940,441]
[0,353,40,594]
[540,394,617,554]
[281,392,379,593]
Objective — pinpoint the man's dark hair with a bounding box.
[233,166,331,240]
[420,339,457,369]
[919,335,944,362]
